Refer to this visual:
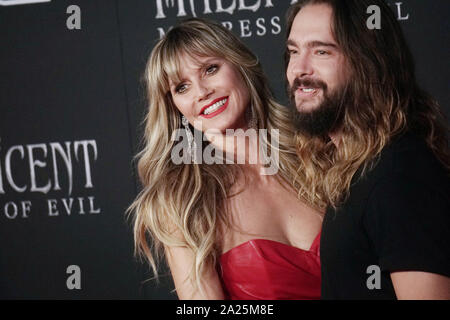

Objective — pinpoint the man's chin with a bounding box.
[290,96,343,137]
[295,101,320,113]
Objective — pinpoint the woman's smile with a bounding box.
[200,96,229,118]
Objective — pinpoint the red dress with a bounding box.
[218,231,321,300]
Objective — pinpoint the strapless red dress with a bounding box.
[218,231,321,300]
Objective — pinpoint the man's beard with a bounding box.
[288,77,348,137]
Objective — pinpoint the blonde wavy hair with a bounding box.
[126,18,304,293]
[286,0,450,210]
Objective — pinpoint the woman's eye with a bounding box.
[175,84,188,94]
[206,65,218,75]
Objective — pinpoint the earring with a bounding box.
[181,115,197,157]
[246,107,258,129]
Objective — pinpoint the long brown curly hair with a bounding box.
[286,0,450,210]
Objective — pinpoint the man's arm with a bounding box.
[391,271,450,300]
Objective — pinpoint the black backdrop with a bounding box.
[0,0,448,299]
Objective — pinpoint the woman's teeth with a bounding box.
[203,98,227,115]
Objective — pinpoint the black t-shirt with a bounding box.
[320,132,450,299]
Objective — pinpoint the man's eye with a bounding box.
[287,48,297,55]
[316,50,329,56]
[175,84,188,94]
[206,65,218,75]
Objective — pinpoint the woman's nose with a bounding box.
[196,82,213,102]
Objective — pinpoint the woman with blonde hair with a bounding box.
[127,18,323,300]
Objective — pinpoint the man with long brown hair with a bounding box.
[285,0,450,299]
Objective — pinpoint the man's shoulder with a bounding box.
[368,131,449,193]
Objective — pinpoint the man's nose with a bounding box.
[288,53,314,79]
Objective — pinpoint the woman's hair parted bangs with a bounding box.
[153,18,259,93]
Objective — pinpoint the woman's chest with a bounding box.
[220,182,323,253]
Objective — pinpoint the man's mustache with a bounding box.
[290,77,328,98]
